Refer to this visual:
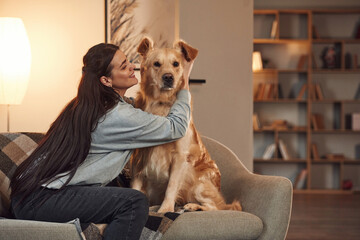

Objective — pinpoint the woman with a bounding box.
[10,43,193,240]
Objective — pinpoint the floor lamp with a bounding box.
[0,17,31,132]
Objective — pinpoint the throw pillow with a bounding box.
[0,132,44,217]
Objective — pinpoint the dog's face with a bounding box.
[137,37,198,98]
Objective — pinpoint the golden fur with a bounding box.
[130,37,242,213]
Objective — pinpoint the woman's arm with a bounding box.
[89,89,191,153]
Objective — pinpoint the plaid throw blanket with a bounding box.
[0,132,182,239]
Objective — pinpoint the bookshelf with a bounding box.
[253,9,360,194]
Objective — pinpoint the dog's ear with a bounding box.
[174,40,198,62]
[137,37,154,57]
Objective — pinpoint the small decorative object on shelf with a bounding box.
[324,153,345,161]
[262,119,290,131]
[321,46,341,69]
[342,179,353,190]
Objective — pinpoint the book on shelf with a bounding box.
[278,139,291,160]
[266,83,275,99]
[289,81,307,99]
[311,52,318,69]
[312,25,320,39]
[309,83,324,100]
[309,84,316,100]
[253,113,261,130]
[356,144,360,159]
[296,84,308,100]
[270,20,278,39]
[345,53,352,69]
[255,83,263,100]
[297,55,307,70]
[278,84,284,99]
[314,83,324,100]
[262,143,276,160]
[255,82,276,100]
[311,114,325,130]
[294,169,307,189]
[355,83,360,100]
[311,143,320,160]
[345,113,360,130]
[354,54,358,70]
[356,24,360,39]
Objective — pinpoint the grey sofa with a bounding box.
[0,133,292,240]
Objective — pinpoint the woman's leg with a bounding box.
[11,186,149,240]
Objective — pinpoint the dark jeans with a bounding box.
[11,186,149,240]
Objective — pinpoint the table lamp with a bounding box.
[252,51,263,72]
[0,17,31,132]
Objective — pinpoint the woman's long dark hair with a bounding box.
[10,43,120,202]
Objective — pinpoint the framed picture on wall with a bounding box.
[105,0,177,64]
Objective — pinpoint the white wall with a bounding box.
[179,0,254,171]
[0,0,105,132]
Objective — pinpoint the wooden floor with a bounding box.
[286,193,360,240]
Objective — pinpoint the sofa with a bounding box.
[0,132,292,240]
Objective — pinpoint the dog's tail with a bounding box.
[222,200,242,211]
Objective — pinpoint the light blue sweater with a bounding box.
[45,90,191,189]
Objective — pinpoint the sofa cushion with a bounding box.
[162,210,263,240]
[0,218,82,240]
[0,133,45,217]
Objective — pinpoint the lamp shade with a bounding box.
[252,51,263,72]
[0,17,31,105]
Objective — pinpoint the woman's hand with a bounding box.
[181,60,195,90]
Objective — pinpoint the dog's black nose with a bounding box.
[162,73,174,87]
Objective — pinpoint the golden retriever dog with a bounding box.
[130,37,242,213]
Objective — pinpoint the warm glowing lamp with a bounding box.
[252,51,263,72]
[0,17,31,131]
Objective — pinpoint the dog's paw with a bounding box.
[157,205,175,213]
[183,203,204,211]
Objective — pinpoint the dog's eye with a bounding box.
[154,61,161,67]
[173,61,179,67]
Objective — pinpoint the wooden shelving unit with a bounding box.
[253,9,360,193]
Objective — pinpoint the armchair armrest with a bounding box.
[201,136,293,240]
[226,173,292,240]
